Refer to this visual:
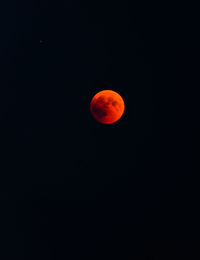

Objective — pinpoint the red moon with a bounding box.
[90,90,125,124]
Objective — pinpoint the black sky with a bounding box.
[0,1,199,259]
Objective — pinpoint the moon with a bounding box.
[90,90,125,124]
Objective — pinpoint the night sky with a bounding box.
[1,1,199,259]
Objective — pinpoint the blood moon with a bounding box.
[90,90,125,124]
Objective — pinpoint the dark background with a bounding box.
[0,1,199,259]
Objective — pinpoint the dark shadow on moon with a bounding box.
[91,98,108,119]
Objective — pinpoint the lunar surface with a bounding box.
[90,90,125,124]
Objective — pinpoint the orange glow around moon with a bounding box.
[90,90,125,124]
